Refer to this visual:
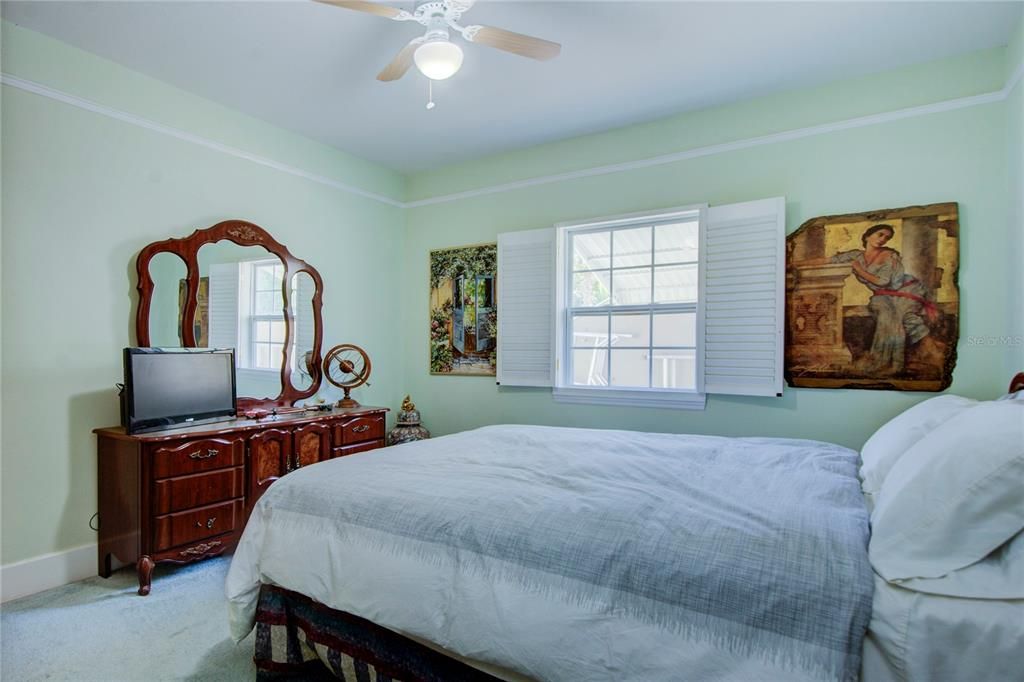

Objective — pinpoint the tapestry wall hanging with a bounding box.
[785,202,958,391]
[429,243,497,376]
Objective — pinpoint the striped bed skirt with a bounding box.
[254,584,503,681]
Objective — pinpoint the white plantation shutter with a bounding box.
[497,228,556,386]
[207,262,239,351]
[702,197,785,396]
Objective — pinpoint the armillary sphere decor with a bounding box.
[323,344,372,408]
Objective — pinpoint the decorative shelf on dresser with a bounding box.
[95,405,388,595]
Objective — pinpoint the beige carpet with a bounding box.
[1,556,255,681]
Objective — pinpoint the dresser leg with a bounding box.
[99,551,113,579]
[137,556,155,596]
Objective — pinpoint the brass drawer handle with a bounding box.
[195,516,217,529]
[352,425,371,433]
[188,449,219,460]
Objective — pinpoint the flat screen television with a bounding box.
[122,348,237,434]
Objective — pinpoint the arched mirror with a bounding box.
[289,271,319,393]
[135,220,324,408]
[146,251,188,347]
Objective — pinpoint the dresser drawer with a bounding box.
[153,499,244,552]
[334,416,385,445]
[331,439,385,458]
[149,438,244,478]
[152,467,245,515]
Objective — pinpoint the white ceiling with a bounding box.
[3,1,1021,173]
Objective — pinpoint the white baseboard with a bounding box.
[0,543,98,603]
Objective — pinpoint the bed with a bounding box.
[226,375,1024,682]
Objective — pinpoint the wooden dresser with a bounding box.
[95,406,388,595]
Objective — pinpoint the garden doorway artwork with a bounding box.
[785,202,958,391]
[430,243,497,376]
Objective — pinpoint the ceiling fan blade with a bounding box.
[465,25,561,61]
[377,37,425,82]
[314,0,407,20]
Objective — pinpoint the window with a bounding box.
[249,260,288,370]
[565,211,701,393]
[555,207,706,408]
[496,198,785,408]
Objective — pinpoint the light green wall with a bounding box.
[1008,20,1024,376]
[1,22,403,203]
[408,48,1006,202]
[0,22,407,565]
[2,17,1022,571]
[401,45,1018,452]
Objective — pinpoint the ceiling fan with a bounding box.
[315,0,561,82]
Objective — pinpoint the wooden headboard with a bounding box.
[1011,373,1024,394]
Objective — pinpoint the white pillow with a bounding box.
[869,400,1024,582]
[859,395,977,500]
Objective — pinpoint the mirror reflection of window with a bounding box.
[208,258,296,373]
[250,260,289,370]
[240,258,299,368]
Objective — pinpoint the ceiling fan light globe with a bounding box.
[414,40,463,80]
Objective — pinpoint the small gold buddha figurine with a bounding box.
[401,395,415,412]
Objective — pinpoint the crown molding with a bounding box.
[3,64,1021,212]
[1005,60,1024,97]
[406,86,1010,208]
[0,73,405,208]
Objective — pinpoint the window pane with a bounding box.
[613,227,652,268]
[573,231,611,270]
[270,344,283,363]
[572,314,608,348]
[611,314,650,348]
[255,265,276,291]
[573,270,611,307]
[256,291,277,315]
[653,312,697,347]
[572,348,608,386]
[270,321,286,343]
[610,349,649,388]
[256,343,271,368]
[611,269,651,305]
[655,221,699,264]
[653,264,698,303]
[652,349,696,389]
[255,320,271,342]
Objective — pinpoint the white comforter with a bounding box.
[226,425,872,681]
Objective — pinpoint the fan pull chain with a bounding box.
[426,80,436,110]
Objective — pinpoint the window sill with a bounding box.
[552,386,706,410]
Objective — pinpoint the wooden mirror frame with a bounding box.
[135,220,324,409]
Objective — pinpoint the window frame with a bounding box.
[553,204,708,410]
[243,259,295,373]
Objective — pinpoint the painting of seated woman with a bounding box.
[785,202,958,390]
